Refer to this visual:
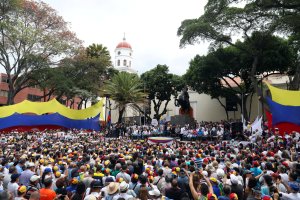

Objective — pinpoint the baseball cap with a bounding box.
[91,180,102,188]
[149,189,161,196]
[11,174,21,181]
[44,168,52,173]
[30,175,40,182]
[26,162,35,168]
[288,182,300,192]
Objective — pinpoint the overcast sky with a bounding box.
[43,0,209,75]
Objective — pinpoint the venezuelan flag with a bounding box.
[265,83,300,133]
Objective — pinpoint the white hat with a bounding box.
[119,181,129,192]
[216,169,225,178]
[27,162,35,168]
[30,175,40,182]
[232,163,239,168]
[45,175,52,180]
[230,174,238,185]
[149,189,161,196]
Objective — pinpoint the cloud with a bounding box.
[42,0,209,75]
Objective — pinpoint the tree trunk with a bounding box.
[250,56,259,93]
[216,98,229,120]
[6,82,15,105]
[77,99,84,109]
[248,92,254,119]
[240,95,249,122]
[84,100,88,108]
[118,107,125,123]
[289,64,300,90]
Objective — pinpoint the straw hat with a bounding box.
[107,182,119,194]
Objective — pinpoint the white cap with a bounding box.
[30,175,40,182]
[119,181,129,192]
[232,163,239,169]
[27,162,35,168]
[230,174,239,185]
[216,169,225,178]
[149,189,161,196]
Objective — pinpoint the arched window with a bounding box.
[123,59,127,66]
[117,60,120,66]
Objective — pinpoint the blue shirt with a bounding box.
[16,164,23,174]
[250,167,262,177]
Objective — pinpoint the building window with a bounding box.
[118,51,121,55]
[129,61,131,67]
[1,76,8,83]
[0,90,8,97]
[27,94,42,102]
[123,59,127,66]
[117,60,120,66]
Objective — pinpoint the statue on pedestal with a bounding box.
[175,86,193,118]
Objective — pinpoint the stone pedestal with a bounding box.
[171,115,195,127]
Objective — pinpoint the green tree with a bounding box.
[86,43,111,59]
[0,0,82,104]
[141,65,185,121]
[101,72,147,123]
[28,44,113,108]
[184,34,294,120]
[177,0,299,93]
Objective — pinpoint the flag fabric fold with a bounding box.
[266,97,300,126]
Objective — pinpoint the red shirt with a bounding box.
[39,188,56,200]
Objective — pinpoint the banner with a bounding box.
[265,82,300,106]
[0,99,104,119]
[0,113,100,131]
[266,97,300,126]
[251,116,262,133]
[148,137,173,145]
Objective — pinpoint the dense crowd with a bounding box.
[0,125,299,200]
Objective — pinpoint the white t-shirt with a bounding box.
[84,192,100,200]
[280,192,300,200]
[112,192,133,200]
[7,182,19,198]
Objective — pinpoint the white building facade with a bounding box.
[104,37,288,124]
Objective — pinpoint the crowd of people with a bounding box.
[0,123,299,200]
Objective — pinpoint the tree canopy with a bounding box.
[101,72,147,123]
[141,65,184,120]
[0,0,82,104]
[178,0,300,91]
[184,33,295,120]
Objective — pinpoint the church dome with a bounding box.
[116,37,132,49]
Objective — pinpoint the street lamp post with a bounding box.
[241,91,244,122]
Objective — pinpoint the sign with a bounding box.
[151,119,158,126]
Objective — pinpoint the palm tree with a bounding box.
[86,43,111,59]
[101,72,147,123]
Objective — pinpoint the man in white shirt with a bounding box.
[280,182,300,200]
[112,181,133,200]
[116,165,131,183]
[7,174,20,198]
[84,180,101,200]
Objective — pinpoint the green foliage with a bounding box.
[28,44,112,107]
[184,34,295,119]
[0,0,82,104]
[141,65,185,120]
[101,72,147,123]
[178,0,300,90]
